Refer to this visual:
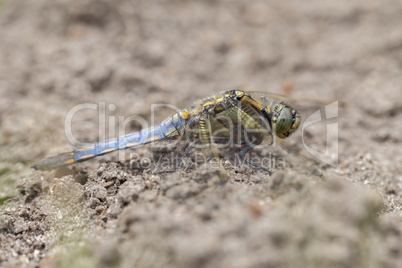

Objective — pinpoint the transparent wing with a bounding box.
[149,96,276,174]
[208,96,276,172]
[147,114,203,174]
[248,91,334,106]
[248,91,340,174]
[211,96,273,146]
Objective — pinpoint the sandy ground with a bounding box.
[1,0,402,267]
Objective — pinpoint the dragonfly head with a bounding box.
[270,102,301,139]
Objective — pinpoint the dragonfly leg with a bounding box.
[153,141,197,175]
[239,144,272,175]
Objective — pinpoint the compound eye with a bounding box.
[275,107,293,136]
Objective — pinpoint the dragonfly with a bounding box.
[32,89,301,174]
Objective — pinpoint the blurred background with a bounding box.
[1,0,402,267]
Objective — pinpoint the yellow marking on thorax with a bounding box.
[169,110,189,129]
[189,106,201,117]
[214,96,224,103]
[240,95,264,111]
[237,105,264,129]
[266,106,272,114]
[204,100,215,106]
[180,110,189,119]
[233,89,245,98]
